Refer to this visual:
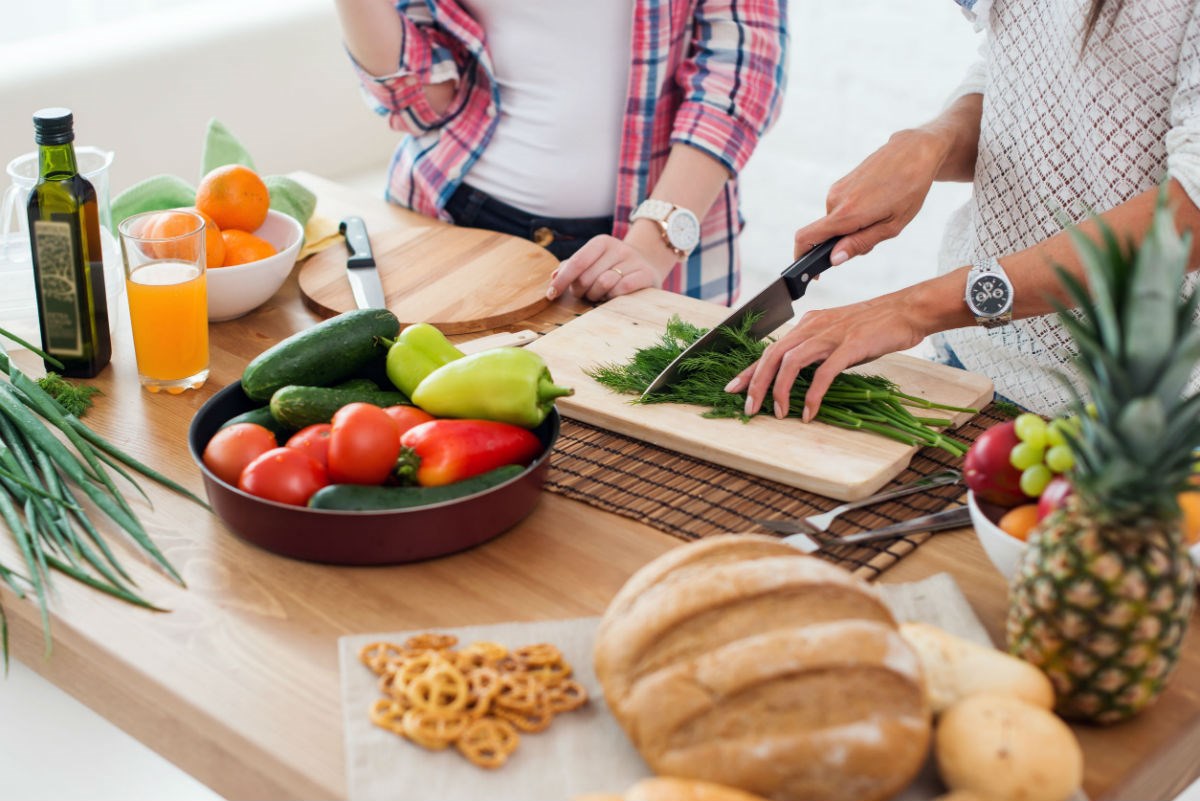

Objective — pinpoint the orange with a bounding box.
[998,503,1041,542]
[195,164,270,233]
[143,210,209,263]
[1179,492,1200,545]
[220,229,276,267]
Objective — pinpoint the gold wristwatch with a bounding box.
[629,199,700,260]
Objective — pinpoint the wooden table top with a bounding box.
[2,172,1196,801]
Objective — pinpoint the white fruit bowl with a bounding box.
[206,210,303,322]
[968,490,1200,580]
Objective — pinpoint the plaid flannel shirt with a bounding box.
[351,0,788,305]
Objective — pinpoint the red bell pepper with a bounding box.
[396,419,542,487]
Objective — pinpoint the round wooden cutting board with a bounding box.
[298,225,559,334]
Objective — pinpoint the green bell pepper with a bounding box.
[411,347,573,428]
[382,323,465,397]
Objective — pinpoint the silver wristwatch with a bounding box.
[964,257,1014,328]
[629,199,700,260]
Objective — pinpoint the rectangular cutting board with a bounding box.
[526,289,994,501]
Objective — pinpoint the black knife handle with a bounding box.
[340,216,371,262]
[780,237,839,300]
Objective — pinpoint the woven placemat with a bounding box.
[544,403,1011,581]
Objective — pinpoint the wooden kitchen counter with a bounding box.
[1,173,1196,801]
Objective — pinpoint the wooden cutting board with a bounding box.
[527,289,994,501]
[298,225,558,334]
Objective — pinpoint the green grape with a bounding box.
[1045,444,1074,473]
[1046,418,1070,447]
[1010,441,1046,471]
[1020,464,1053,497]
[1013,413,1048,448]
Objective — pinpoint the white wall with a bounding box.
[0,0,399,197]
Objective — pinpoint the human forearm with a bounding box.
[627,144,733,277]
[915,93,982,183]
[334,0,403,77]
[907,179,1200,334]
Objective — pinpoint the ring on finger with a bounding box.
[609,267,624,278]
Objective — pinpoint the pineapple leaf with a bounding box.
[1115,397,1166,467]
[1123,199,1189,388]
[1066,226,1124,355]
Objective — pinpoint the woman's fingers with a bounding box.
[547,235,661,303]
[547,235,613,300]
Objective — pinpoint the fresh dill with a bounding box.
[586,314,974,457]
[36,372,102,417]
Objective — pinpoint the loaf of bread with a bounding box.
[936,694,1084,801]
[594,535,931,801]
[900,622,1055,712]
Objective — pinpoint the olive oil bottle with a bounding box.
[27,108,111,377]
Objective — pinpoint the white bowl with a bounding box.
[968,490,1200,580]
[206,209,303,322]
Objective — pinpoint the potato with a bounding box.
[901,622,1055,712]
[936,694,1083,801]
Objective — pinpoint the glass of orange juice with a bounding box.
[118,209,209,393]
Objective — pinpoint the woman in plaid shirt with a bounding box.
[334,0,787,307]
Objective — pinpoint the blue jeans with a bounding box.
[444,184,614,262]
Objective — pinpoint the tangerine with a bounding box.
[998,503,1041,542]
[1178,491,1200,545]
[142,210,207,263]
[220,229,276,267]
[195,164,270,233]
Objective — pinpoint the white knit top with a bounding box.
[934,0,1200,415]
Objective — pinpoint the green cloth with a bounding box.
[110,118,316,233]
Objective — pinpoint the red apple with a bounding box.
[1036,476,1074,521]
[963,420,1028,507]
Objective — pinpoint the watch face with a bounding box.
[969,275,1012,316]
[666,209,700,252]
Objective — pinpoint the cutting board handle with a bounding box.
[781,237,839,300]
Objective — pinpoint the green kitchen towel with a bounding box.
[110,119,316,232]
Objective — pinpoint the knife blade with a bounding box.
[641,236,840,398]
[339,216,388,310]
[776,505,972,553]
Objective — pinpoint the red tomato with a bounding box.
[286,423,332,471]
[202,423,277,486]
[238,447,327,506]
[328,402,401,485]
[382,405,436,440]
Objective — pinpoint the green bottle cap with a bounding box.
[32,108,75,145]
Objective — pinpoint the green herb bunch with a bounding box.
[0,326,208,665]
[588,315,973,457]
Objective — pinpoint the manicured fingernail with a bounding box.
[830,250,848,266]
[802,404,813,422]
[546,286,558,300]
[724,377,739,393]
[774,401,784,419]
[744,395,755,416]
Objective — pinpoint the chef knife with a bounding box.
[641,236,840,398]
[339,216,388,309]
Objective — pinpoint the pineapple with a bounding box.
[1006,189,1200,724]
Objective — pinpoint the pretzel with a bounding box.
[459,640,508,664]
[368,697,407,735]
[359,641,409,675]
[456,717,519,769]
[527,661,572,687]
[494,672,546,714]
[462,666,502,719]
[405,660,470,714]
[513,643,563,668]
[493,704,554,733]
[401,708,470,750]
[545,679,588,713]
[405,632,459,652]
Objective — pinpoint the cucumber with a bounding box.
[241,309,400,401]
[269,385,409,430]
[219,406,293,441]
[307,465,526,511]
[332,378,380,392]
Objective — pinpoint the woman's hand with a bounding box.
[725,288,935,421]
[546,234,671,302]
[794,128,951,267]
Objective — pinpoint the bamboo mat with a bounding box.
[544,404,1011,581]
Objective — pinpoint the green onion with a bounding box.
[587,314,973,458]
[0,332,205,664]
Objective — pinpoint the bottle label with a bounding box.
[32,219,84,357]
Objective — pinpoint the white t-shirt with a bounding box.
[458,0,634,218]
[935,0,1200,415]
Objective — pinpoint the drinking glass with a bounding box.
[118,210,209,393]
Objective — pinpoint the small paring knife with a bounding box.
[339,216,388,309]
[771,505,973,554]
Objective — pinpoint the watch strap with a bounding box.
[629,198,675,224]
